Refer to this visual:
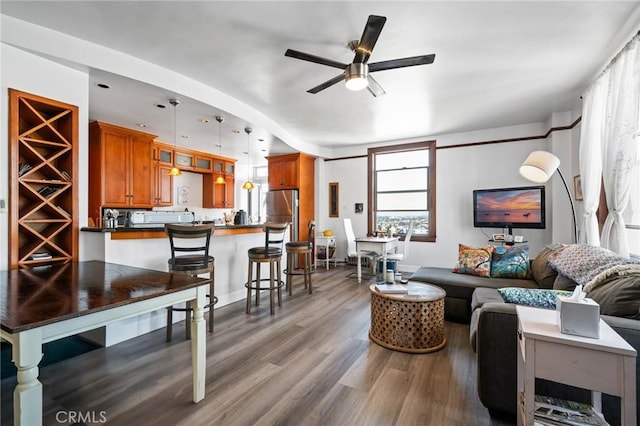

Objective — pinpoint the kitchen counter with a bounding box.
[79,222,285,347]
[81,223,264,239]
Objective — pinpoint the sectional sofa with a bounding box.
[409,244,640,425]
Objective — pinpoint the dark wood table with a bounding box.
[0,261,211,426]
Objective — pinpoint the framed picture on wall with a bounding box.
[329,182,339,217]
[573,175,583,201]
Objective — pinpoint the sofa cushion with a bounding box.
[553,273,578,291]
[530,246,563,289]
[490,245,530,279]
[498,287,571,309]
[453,244,493,277]
[411,266,538,302]
[586,273,640,319]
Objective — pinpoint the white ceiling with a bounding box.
[2,1,639,166]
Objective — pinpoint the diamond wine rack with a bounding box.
[9,89,78,268]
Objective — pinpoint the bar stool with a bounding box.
[246,222,289,315]
[285,220,315,295]
[165,223,216,342]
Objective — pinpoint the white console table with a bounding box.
[516,305,636,426]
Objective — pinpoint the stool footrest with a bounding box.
[283,268,315,276]
[244,278,285,291]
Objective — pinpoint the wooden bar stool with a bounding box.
[165,223,216,342]
[245,222,289,315]
[285,220,315,295]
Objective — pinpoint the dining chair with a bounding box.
[344,218,380,278]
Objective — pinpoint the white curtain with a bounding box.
[579,76,606,246]
[579,33,640,257]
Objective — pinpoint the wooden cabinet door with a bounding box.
[268,156,298,188]
[102,131,130,207]
[129,136,153,207]
[224,175,235,208]
[154,165,173,206]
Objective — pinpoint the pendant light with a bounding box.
[168,99,182,176]
[214,116,226,185]
[242,127,255,190]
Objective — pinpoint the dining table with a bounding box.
[355,236,398,283]
[0,261,211,426]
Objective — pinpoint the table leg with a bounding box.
[357,251,362,283]
[12,328,43,426]
[191,285,207,403]
[382,250,388,283]
[622,355,636,426]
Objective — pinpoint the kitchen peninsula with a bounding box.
[80,223,285,346]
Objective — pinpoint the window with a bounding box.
[624,153,640,258]
[368,141,436,242]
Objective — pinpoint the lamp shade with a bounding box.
[242,181,255,190]
[345,63,369,91]
[519,150,560,183]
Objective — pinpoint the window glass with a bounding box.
[368,141,436,241]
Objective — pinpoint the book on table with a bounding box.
[374,284,408,294]
[532,395,609,426]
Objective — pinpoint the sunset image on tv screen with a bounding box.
[475,189,542,224]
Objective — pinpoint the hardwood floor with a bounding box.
[1,266,514,426]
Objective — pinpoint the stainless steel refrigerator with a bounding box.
[265,189,299,242]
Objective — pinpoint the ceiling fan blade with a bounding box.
[307,73,345,94]
[353,15,386,64]
[369,54,436,73]
[366,75,386,97]
[285,49,347,70]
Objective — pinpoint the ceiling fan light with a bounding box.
[345,63,369,91]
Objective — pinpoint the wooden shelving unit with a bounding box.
[9,89,79,269]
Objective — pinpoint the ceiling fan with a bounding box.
[285,15,435,97]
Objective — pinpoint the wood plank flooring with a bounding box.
[1,266,514,425]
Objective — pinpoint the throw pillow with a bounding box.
[453,244,493,277]
[490,245,530,278]
[498,287,572,310]
[530,245,565,289]
[586,273,640,319]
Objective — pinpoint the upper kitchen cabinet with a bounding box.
[153,142,174,207]
[203,157,236,208]
[89,121,155,225]
[174,147,213,174]
[8,89,79,269]
[267,153,315,190]
[267,154,300,189]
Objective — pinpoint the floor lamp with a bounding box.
[519,150,578,243]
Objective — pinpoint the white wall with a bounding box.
[1,44,90,270]
[317,121,580,271]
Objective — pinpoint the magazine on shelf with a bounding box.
[533,395,609,426]
[374,284,408,294]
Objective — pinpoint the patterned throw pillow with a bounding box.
[491,245,530,278]
[498,287,572,309]
[453,244,493,277]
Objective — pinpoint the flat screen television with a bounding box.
[473,185,545,233]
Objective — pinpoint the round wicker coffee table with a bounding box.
[369,282,446,353]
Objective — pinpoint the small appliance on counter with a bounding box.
[128,210,195,228]
[234,210,247,225]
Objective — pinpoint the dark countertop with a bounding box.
[81,223,264,233]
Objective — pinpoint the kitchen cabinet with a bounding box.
[8,89,79,268]
[266,153,316,247]
[204,157,236,208]
[89,121,155,225]
[174,148,213,173]
[153,143,173,206]
[268,154,300,189]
